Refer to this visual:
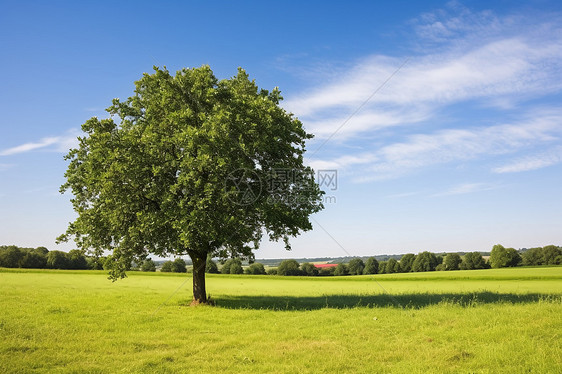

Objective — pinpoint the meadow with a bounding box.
[1,267,561,373]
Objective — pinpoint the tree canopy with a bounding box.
[58,66,324,303]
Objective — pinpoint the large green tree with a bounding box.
[58,66,324,304]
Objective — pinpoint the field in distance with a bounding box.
[1,267,561,373]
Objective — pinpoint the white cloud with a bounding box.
[0,130,79,156]
[284,9,562,141]
[310,110,562,181]
[493,146,562,173]
[433,182,498,197]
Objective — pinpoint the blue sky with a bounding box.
[1,0,561,259]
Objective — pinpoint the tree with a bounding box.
[386,258,401,273]
[490,244,521,268]
[0,246,24,268]
[411,252,438,272]
[378,261,387,274]
[46,251,69,269]
[363,257,379,275]
[221,258,242,274]
[141,259,156,272]
[334,263,348,276]
[542,245,562,265]
[245,262,266,275]
[20,252,47,269]
[171,258,187,273]
[67,249,88,269]
[277,259,303,276]
[399,254,415,272]
[229,262,243,274]
[160,261,173,272]
[460,252,487,270]
[347,258,365,275]
[300,262,319,276]
[443,253,462,270]
[205,258,219,274]
[58,66,324,304]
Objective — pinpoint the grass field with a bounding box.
[1,267,561,373]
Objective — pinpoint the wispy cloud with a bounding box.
[0,163,14,171]
[310,110,562,181]
[493,146,562,173]
[284,7,562,141]
[433,182,499,197]
[0,130,79,156]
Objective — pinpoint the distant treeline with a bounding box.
[2,244,560,274]
[225,244,562,277]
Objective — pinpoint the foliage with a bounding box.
[277,259,303,276]
[411,252,438,272]
[347,258,365,275]
[460,252,487,270]
[171,258,187,273]
[245,262,266,275]
[221,258,242,274]
[378,261,387,274]
[443,253,462,270]
[334,263,348,276]
[46,251,70,269]
[160,261,173,272]
[385,258,401,273]
[363,257,379,275]
[399,253,416,272]
[57,65,325,303]
[300,262,319,276]
[205,258,219,274]
[490,244,522,268]
[229,262,243,274]
[523,245,562,266]
[266,268,277,275]
[140,259,156,272]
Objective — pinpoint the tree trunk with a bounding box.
[190,252,207,305]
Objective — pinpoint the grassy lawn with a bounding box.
[1,267,561,373]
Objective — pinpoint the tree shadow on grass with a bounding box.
[211,292,561,310]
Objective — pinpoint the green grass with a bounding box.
[1,267,561,373]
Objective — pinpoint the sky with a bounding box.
[1,0,561,259]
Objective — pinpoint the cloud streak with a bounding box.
[0,131,79,156]
[284,7,562,141]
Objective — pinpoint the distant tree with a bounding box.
[67,249,88,269]
[0,246,24,268]
[363,257,379,275]
[443,253,462,270]
[318,267,336,276]
[33,247,49,256]
[140,259,156,272]
[245,262,266,275]
[266,268,278,275]
[435,264,446,271]
[411,252,438,272]
[277,259,303,276]
[160,261,173,272]
[46,250,70,269]
[460,252,487,270]
[205,258,219,274]
[542,245,562,265]
[378,261,387,274]
[20,252,47,269]
[300,262,319,276]
[490,244,521,268]
[399,254,416,272]
[229,262,243,274]
[522,247,543,266]
[221,258,242,274]
[347,258,365,275]
[334,263,348,276]
[171,258,187,273]
[386,258,401,273]
[87,256,106,270]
